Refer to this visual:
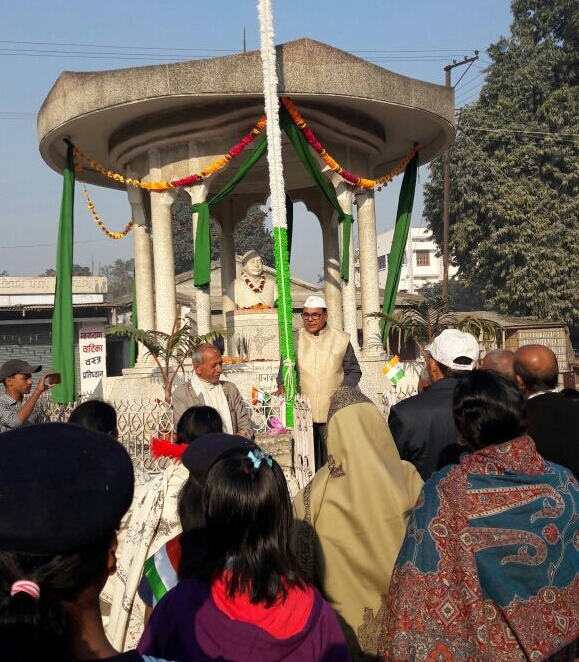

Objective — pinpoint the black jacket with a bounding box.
[388,378,464,481]
[525,392,579,479]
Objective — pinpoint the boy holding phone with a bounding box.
[0,360,57,433]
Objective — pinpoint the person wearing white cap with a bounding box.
[228,250,278,309]
[276,294,361,470]
[388,328,480,481]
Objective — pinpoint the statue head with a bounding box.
[241,250,263,278]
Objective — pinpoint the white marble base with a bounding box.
[226,309,280,361]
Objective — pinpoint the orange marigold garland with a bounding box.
[83,186,134,240]
[281,97,419,189]
[73,101,416,192]
[72,116,267,192]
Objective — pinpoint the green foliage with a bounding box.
[233,208,274,267]
[423,0,579,323]
[417,279,485,312]
[100,259,134,300]
[105,319,223,400]
[0,270,8,277]
[171,197,274,274]
[39,264,91,277]
[372,296,501,351]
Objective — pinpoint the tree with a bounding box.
[232,208,274,267]
[423,0,579,323]
[0,270,7,277]
[171,198,274,274]
[372,296,501,353]
[417,278,485,312]
[100,259,134,300]
[39,264,91,277]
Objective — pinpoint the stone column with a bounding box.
[187,183,211,335]
[357,189,382,355]
[220,220,236,321]
[320,212,342,330]
[126,182,155,333]
[148,149,177,334]
[330,177,359,350]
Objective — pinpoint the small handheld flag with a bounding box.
[383,356,405,386]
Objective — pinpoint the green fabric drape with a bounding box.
[51,142,76,403]
[191,135,269,287]
[380,152,419,345]
[129,277,137,368]
[279,106,353,281]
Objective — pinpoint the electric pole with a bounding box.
[442,52,479,304]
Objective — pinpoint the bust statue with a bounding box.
[229,251,278,309]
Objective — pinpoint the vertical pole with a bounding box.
[442,66,451,303]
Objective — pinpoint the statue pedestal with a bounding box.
[226,309,280,361]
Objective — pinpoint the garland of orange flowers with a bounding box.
[73,116,267,192]
[72,99,417,192]
[83,186,134,239]
[281,97,418,189]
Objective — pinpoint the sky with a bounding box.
[0,0,513,283]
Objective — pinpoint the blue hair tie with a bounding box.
[247,449,273,470]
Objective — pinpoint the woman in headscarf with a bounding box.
[293,386,423,660]
[377,370,579,661]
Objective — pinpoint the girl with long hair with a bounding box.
[139,446,351,661]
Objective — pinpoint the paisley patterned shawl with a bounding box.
[377,436,579,662]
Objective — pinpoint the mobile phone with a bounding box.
[46,373,62,386]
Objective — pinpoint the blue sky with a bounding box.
[0,0,513,282]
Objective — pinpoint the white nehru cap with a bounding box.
[303,295,327,309]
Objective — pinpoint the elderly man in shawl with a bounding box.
[293,386,423,660]
[172,344,253,438]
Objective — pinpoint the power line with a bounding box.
[0,39,239,52]
[1,39,478,54]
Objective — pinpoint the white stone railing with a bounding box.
[292,394,315,491]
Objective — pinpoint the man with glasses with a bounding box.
[276,295,361,469]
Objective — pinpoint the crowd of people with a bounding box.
[0,319,577,661]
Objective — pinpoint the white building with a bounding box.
[375,227,457,293]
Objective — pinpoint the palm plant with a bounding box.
[105,318,223,401]
[372,296,501,355]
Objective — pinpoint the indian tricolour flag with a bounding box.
[143,534,182,606]
[382,356,405,386]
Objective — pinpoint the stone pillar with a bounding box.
[320,212,342,330]
[220,220,236,322]
[330,178,359,351]
[357,189,383,356]
[148,149,177,334]
[187,183,211,335]
[126,182,155,333]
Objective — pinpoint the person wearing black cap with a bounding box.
[0,359,55,433]
[0,422,170,661]
[136,433,255,621]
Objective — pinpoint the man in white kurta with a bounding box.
[276,295,361,469]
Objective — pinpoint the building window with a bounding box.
[416,250,430,267]
[377,254,386,270]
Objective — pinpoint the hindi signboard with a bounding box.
[78,322,107,394]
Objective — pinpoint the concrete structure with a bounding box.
[374,227,459,293]
[38,38,454,357]
[0,276,112,389]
